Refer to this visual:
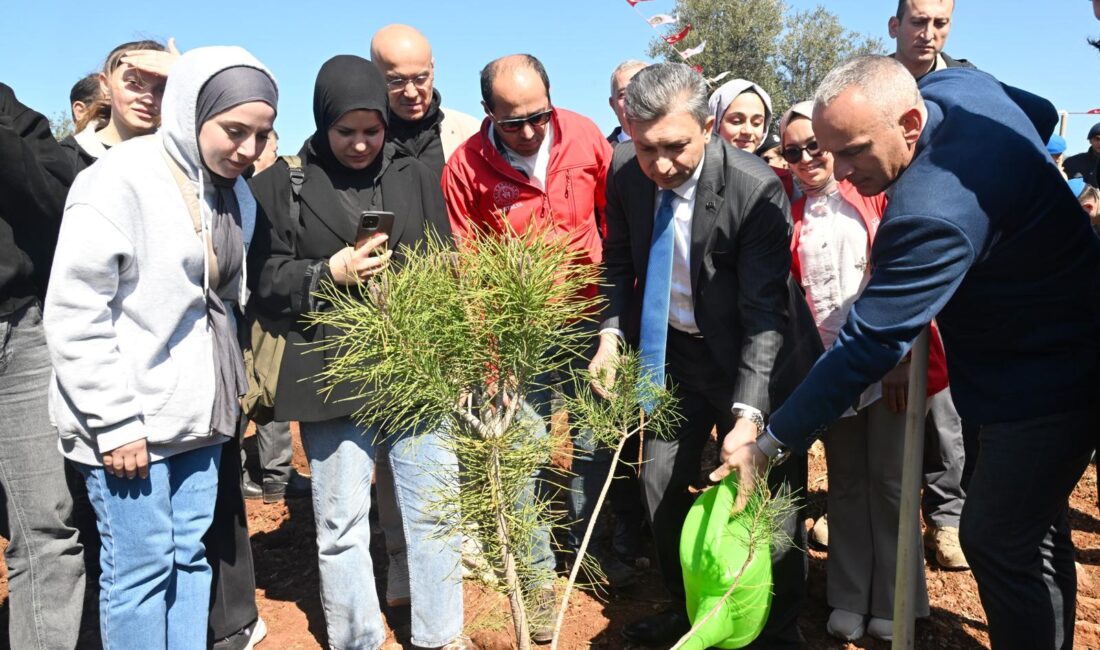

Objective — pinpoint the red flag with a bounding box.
[625,0,655,5]
[1088,108,1100,114]
[664,24,692,44]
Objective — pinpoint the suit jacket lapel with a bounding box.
[627,159,658,276]
[690,140,725,291]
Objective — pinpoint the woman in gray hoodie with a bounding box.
[44,46,277,650]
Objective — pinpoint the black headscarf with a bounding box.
[305,54,392,213]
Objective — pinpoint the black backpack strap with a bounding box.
[281,155,305,223]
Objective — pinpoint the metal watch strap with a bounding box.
[755,429,791,465]
[732,407,765,434]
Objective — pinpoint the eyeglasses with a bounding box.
[781,139,824,164]
[385,73,431,92]
[492,108,554,133]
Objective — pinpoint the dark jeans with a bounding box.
[0,302,85,650]
[958,407,1096,650]
[206,421,259,641]
[244,420,293,485]
[921,387,966,528]
[642,329,805,648]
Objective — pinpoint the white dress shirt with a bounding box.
[665,160,704,334]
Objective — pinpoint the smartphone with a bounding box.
[355,211,395,250]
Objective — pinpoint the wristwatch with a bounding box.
[731,407,765,434]
[754,428,791,465]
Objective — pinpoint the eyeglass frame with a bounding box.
[780,139,825,165]
[490,108,555,133]
[385,71,432,92]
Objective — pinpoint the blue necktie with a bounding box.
[638,189,677,411]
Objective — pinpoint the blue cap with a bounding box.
[1046,134,1066,155]
[1068,177,1087,197]
[1089,122,1100,140]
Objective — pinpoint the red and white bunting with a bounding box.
[647,13,678,27]
[681,41,706,58]
[663,24,692,45]
[624,0,720,80]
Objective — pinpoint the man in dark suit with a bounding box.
[589,62,821,648]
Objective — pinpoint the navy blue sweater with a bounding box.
[770,68,1100,452]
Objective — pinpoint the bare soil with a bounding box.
[1,428,1099,649]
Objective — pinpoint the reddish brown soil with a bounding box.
[1,429,1099,649]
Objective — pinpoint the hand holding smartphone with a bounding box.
[355,211,395,252]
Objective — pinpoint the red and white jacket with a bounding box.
[790,180,948,396]
[441,108,613,299]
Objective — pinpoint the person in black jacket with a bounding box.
[889,0,973,81]
[1063,123,1100,188]
[0,82,85,650]
[248,55,464,650]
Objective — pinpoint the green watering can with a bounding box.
[678,476,773,649]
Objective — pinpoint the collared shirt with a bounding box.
[488,122,554,189]
[617,129,631,144]
[664,160,704,334]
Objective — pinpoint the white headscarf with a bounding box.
[707,78,774,150]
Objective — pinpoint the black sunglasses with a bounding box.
[493,108,554,133]
[781,140,824,164]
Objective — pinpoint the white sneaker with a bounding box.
[867,617,893,641]
[826,608,865,641]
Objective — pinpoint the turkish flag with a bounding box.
[664,24,692,44]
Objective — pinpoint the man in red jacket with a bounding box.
[442,53,621,639]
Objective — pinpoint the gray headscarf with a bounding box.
[707,79,774,152]
[195,66,277,439]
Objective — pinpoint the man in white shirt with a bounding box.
[606,60,646,145]
[591,62,821,648]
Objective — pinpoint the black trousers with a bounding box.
[958,405,1096,650]
[206,421,260,641]
[641,329,806,648]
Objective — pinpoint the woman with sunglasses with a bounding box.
[248,54,465,649]
[707,78,794,198]
[780,101,947,642]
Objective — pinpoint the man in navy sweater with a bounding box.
[711,56,1100,650]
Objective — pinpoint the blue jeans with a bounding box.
[299,416,463,649]
[79,444,222,650]
[0,302,85,649]
[529,335,612,557]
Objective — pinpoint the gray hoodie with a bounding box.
[45,47,276,465]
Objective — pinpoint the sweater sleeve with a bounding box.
[44,203,145,451]
[768,212,978,452]
[0,85,75,230]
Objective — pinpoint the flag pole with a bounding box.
[892,326,930,649]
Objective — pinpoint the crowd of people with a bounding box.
[1,1,1098,649]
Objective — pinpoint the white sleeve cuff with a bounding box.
[95,417,147,454]
[598,327,626,339]
[731,402,763,419]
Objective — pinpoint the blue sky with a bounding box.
[4,1,1099,155]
